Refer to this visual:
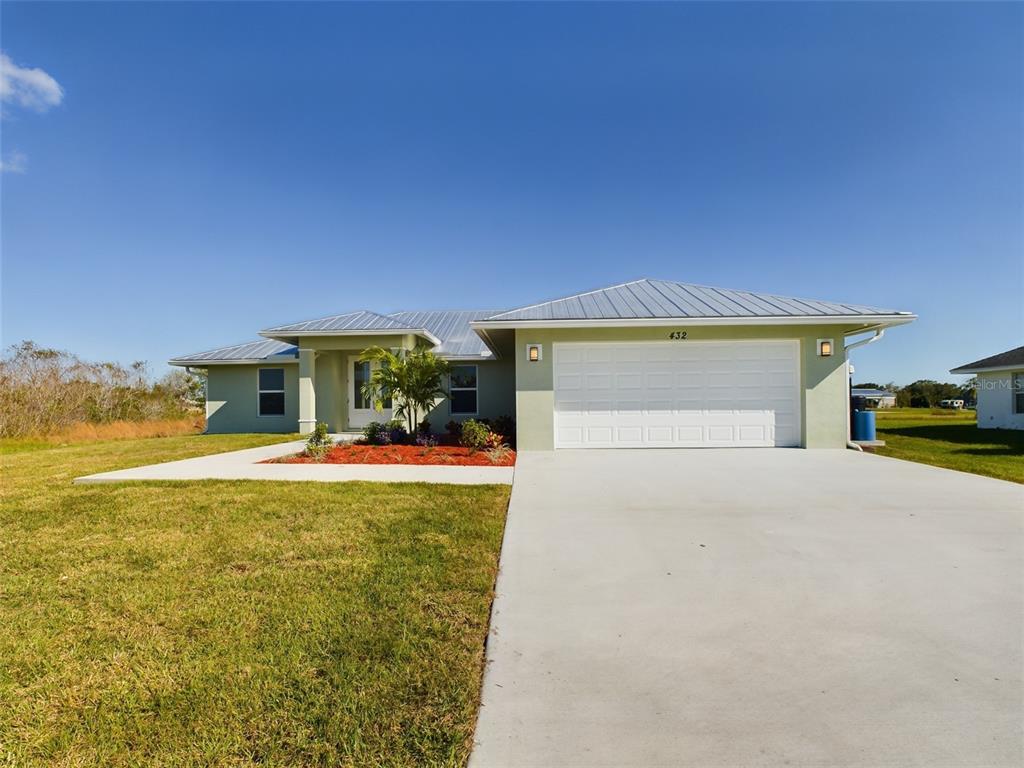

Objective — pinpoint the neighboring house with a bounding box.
[170,279,915,449]
[950,345,1024,430]
[851,388,897,408]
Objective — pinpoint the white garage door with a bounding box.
[553,340,801,448]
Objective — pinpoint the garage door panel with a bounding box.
[553,340,801,449]
[584,347,612,363]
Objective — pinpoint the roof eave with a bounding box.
[258,328,443,346]
[470,314,916,330]
[168,356,300,367]
[949,363,1024,375]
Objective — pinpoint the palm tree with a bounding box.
[359,345,450,435]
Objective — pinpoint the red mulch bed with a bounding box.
[269,443,516,467]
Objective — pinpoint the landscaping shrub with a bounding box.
[492,414,515,441]
[485,444,513,465]
[362,421,391,446]
[387,419,409,445]
[459,419,491,451]
[304,421,334,461]
[415,432,438,448]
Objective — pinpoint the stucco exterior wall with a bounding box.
[203,353,515,435]
[975,370,1024,430]
[206,364,299,434]
[513,325,850,450]
[423,356,517,430]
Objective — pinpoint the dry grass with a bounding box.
[55,417,205,442]
[1,419,205,453]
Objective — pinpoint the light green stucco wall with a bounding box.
[203,351,516,435]
[423,356,517,430]
[206,364,299,434]
[513,325,850,450]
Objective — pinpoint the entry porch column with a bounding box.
[298,348,316,435]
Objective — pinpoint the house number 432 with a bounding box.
[668,331,688,340]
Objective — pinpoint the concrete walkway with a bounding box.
[75,438,514,485]
[471,449,1023,767]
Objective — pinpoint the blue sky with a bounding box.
[2,2,1021,384]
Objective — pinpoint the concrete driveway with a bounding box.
[471,449,1023,767]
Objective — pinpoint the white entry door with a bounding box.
[348,356,392,429]
[553,340,801,448]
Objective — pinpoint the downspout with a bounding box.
[844,329,885,451]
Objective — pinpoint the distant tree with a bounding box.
[896,380,965,408]
[958,377,977,406]
[852,382,882,389]
[0,340,201,437]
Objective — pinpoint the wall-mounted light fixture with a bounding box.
[817,338,834,357]
[526,343,543,362]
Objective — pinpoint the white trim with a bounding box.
[950,364,1024,375]
[471,314,916,331]
[259,328,442,345]
[448,363,479,417]
[257,367,287,417]
[169,357,298,367]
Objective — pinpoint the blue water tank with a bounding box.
[852,409,876,441]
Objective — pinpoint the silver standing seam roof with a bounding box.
[479,279,908,322]
[261,310,414,334]
[387,310,504,358]
[171,310,500,364]
[169,339,298,365]
[169,279,914,365]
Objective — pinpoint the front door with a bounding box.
[348,356,392,429]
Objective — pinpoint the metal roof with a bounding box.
[171,311,500,364]
[170,339,297,365]
[950,345,1024,374]
[851,388,896,398]
[387,310,502,358]
[261,310,414,334]
[480,279,908,322]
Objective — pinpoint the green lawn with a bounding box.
[0,434,510,767]
[874,408,1023,484]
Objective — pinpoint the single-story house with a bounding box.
[170,279,915,449]
[950,345,1024,430]
[850,388,897,408]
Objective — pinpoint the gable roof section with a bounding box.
[477,279,912,324]
[950,345,1024,374]
[169,339,297,365]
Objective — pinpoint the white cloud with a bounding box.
[0,51,63,113]
[0,150,28,173]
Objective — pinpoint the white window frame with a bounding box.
[257,367,286,417]
[449,364,479,416]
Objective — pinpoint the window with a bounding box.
[353,359,391,410]
[449,365,478,415]
[1014,373,1024,415]
[258,368,285,416]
